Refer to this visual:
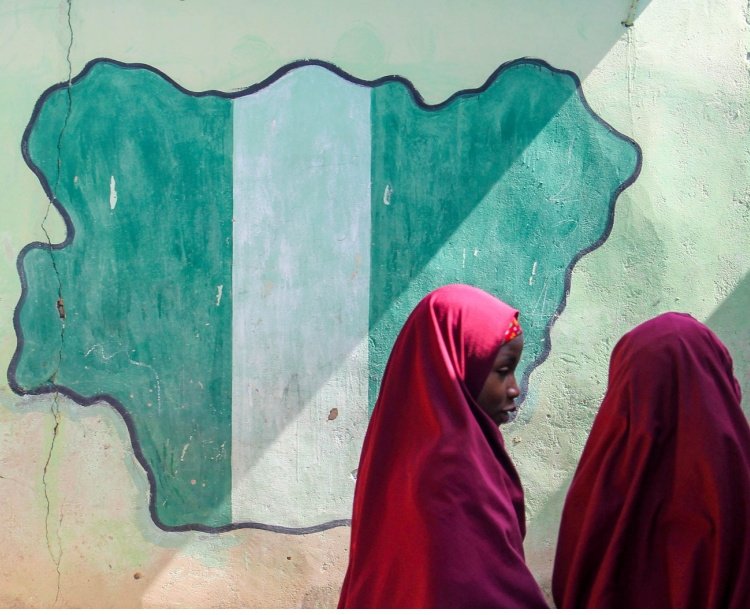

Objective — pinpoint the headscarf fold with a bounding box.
[338,284,547,608]
[553,312,750,608]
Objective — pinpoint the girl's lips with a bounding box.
[495,406,519,425]
[493,407,517,424]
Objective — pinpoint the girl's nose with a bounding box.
[508,377,520,399]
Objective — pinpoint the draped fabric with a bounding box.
[553,312,750,608]
[338,284,547,608]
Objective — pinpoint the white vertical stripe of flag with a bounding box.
[232,66,371,527]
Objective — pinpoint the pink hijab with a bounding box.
[338,284,547,608]
[553,312,750,608]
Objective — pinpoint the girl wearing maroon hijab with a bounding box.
[553,312,750,608]
[338,284,547,608]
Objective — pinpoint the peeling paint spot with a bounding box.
[109,175,118,210]
[383,183,393,205]
[327,407,339,421]
[180,443,189,461]
[528,261,538,286]
[622,0,639,27]
[215,284,223,306]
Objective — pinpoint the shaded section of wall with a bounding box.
[706,271,750,416]
[369,60,641,411]
[231,65,371,526]
[11,62,234,527]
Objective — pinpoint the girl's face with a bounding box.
[476,334,523,426]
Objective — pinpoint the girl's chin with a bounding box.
[496,409,519,426]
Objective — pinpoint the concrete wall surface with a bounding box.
[0,0,748,607]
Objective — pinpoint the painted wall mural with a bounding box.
[8,58,640,532]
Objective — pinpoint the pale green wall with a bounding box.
[0,0,748,607]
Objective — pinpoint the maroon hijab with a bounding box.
[338,284,547,608]
[553,312,750,608]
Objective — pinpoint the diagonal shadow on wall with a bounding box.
[706,270,750,417]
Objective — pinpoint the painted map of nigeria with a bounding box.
[9,59,640,532]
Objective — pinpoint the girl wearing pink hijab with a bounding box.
[553,312,750,608]
[338,284,547,608]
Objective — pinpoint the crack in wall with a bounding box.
[625,25,638,133]
[41,394,63,606]
[55,507,64,604]
[40,0,74,606]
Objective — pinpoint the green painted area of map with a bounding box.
[17,62,234,527]
[369,62,640,408]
